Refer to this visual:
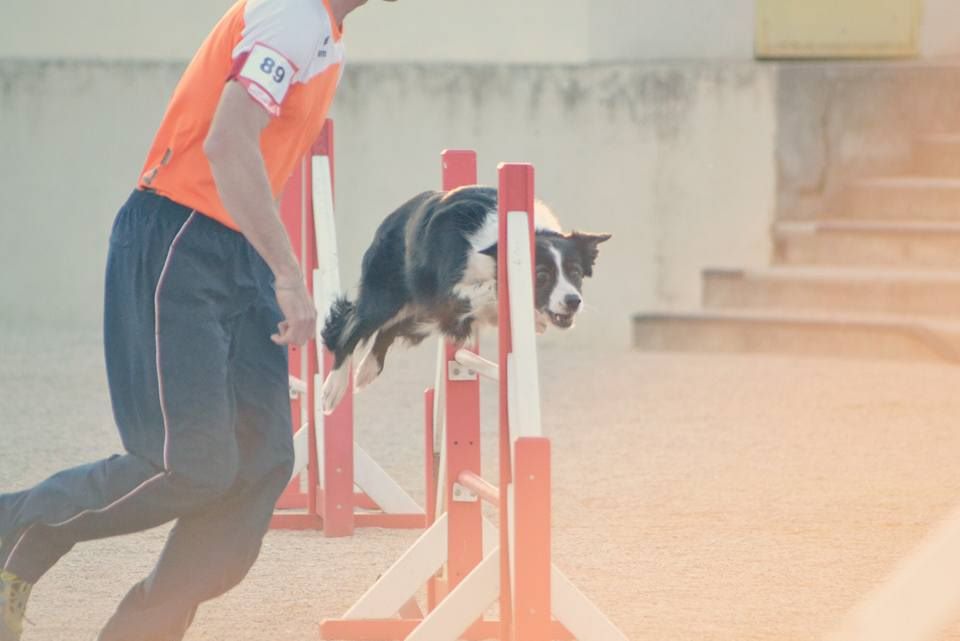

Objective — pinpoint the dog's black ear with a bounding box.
[569,232,611,277]
[480,243,498,259]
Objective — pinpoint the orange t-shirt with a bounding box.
[138,0,345,230]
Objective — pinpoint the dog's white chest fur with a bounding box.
[458,203,558,327]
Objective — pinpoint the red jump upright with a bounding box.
[271,119,428,536]
[318,153,629,641]
[439,151,484,598]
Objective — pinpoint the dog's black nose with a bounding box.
[564,294,582,311]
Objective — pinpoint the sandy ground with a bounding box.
[4,326,960,641]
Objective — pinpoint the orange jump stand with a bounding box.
[271,120,428,536]
[318,152,630,640]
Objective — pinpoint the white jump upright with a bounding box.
[319,152,630,640]
[826,502,960,641]
[271,119,427,536]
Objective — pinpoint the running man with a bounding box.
[0,0,393,639]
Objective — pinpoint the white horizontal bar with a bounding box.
[354,444,423,515]
[483,515,629,640]
[289,428,423,515]
[344,515,449,620]
[288,423,310,482]
[826,502,960,641]
[553,565,630,641]
[405,547,501,641]
[454,349,499,381]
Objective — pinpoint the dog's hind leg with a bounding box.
[354,327,393,392]
[353,330,379,367]
[354,318,428,392]
[321,291,407,414]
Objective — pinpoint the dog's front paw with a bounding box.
[321,366,351,415]
[353,353,382,392]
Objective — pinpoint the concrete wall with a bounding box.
[0,0,753,63]
[776,62,960,221]
[921,0,960,58]
[587,1,756,61]
[347,0,757,63]
[0,60,777,347]
[0,61,184,332]
[346,0,590,64]
[1,0,234,61]
[4,0,959,63]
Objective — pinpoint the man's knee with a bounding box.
[264,444,295,502]
[168,445,240,504]
[236,432,295,496]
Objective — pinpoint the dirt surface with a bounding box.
[3,326,960,641]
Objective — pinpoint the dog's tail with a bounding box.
[321,296,356,364]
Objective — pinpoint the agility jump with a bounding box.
[318,152,629,640]
[271,120,428,536]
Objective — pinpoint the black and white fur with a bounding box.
[320,186,610,414]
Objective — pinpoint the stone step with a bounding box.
[633,309,960,362]
[914,135,960,177]
[773,219,960,269]
[703,266,960,318]
[834,177,960,221]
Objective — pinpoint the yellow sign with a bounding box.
[756,0,921,58]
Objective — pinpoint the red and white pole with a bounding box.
[313,123,357,538]
[497,163,551,641]
[272,120,355,535]
[439,150,483,597]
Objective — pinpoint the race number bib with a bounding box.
[236,43,297,116]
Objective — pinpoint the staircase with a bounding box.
[634,135,960,363]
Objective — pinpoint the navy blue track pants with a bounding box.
[0,190,294,640]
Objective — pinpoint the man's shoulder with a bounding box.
[237,0,333,71]
[243,0,328,32]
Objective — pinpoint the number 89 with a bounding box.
[260,57,286,83]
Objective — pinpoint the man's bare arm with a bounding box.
[204,82,298,284]
[204,81,316,345]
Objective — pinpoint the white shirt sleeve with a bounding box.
[229,0,330,116]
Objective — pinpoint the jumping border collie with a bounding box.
[320,186,610,414]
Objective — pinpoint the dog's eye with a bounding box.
[567,265,583,279]
[536,271,550,285]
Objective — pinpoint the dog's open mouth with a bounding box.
[549,312,575,329]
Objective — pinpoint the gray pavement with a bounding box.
[3,326,960,640]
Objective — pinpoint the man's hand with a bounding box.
[271,277,317,346]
